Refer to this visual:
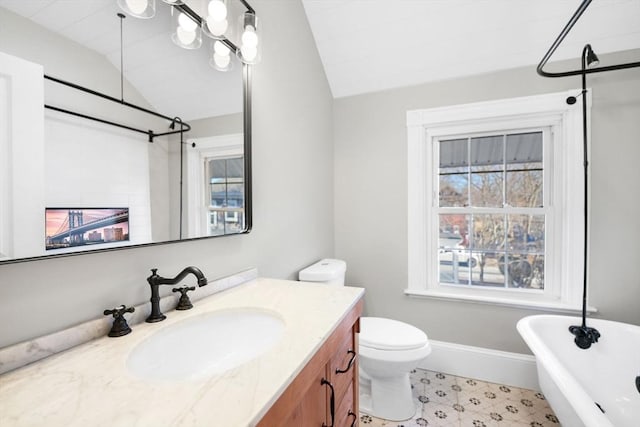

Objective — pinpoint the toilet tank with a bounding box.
[298,259,346,286]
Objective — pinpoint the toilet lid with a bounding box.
[359,317,428,351]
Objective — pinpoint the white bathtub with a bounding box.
[517,315,640,427]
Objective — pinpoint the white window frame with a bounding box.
[406,90,591,311]
[186,134,243,238]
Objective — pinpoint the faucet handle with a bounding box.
[103,305,135,337]
[172,286,196,310]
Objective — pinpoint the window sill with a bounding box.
[404,288,597,313]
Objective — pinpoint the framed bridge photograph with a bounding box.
[45,208,130,251]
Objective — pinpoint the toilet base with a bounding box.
[359,370,417,421]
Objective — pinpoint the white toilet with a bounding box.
[299,259,432,421]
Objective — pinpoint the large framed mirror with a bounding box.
[0,0,253,264]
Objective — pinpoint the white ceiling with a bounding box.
[2,0,639,117]
[302,0,640,98]
[0,0,243,121]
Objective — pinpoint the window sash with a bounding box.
[432,127,550,295]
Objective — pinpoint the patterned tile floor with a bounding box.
[360,369,560,427]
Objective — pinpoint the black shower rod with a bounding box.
[43,74,190,143]
[537,0,640,78]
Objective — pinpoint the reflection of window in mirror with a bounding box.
[207,157,244,236]
[186,134,244,238]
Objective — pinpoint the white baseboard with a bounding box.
[418,340,540,391]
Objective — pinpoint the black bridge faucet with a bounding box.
[146,266,208,323]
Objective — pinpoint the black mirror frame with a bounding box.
[0,64,253,266]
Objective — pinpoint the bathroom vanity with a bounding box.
[258,291,361,426]
[0,278,364,426]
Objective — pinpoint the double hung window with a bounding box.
[186,134,245,237]
[407,91,588,310]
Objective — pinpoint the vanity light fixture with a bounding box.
[117,0,156,19]
[117,0,260,69]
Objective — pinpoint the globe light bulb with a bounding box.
[176,26,197,45]
[214,41,230,56]
[213,52,231,69]
[206,16,228,37]
[126,0,148,14]
[178,12,197,32]
[241,25,258,47]
[241,45,257,62]
[208,0,227,21]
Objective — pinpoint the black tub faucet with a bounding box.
[146,266,208,323]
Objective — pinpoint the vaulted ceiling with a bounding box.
[0,0,243,121]
[1,0,639,119]
[302,0,640,98]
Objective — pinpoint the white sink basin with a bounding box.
[127,309,285,381]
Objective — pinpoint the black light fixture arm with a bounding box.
[238,0,255,14]
[537,0,640,78]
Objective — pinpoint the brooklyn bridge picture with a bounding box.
[45,208,130,250]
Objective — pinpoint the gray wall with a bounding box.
[190,113,244,138]
[2,1,638,357]
[0,0,334,348]
[334,50,640,354]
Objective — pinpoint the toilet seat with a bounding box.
[360,317,428,351]
[359,340,431,363]
[358,317,432,421]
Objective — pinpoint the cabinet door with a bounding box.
[330,328,359,427]
[334,382,358,427]
[330,329,357,402]
[280,366,328,427]
[258,299,363,427]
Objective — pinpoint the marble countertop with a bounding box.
[0,278,364,427]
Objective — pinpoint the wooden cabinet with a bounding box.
[258,298,363,427]
[329,332,358,427]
